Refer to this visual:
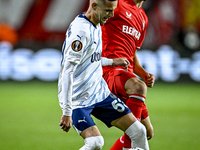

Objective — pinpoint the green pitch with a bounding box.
[0,81,199,150]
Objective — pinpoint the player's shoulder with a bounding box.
[70,14,92,37]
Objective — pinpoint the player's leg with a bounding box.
[115,103,153,150]
[111,113,149,150]
[124,77,147,124]
[141,117,154,140]
[92,94,149,150]
[141,104,154,140]
[72,107,104,150]
[113,73,148,149]
[80,127,104,150]
[123,91,145,149]
[125,77,147,97]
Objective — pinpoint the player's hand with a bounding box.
[59,115,72,132]
[145,73,155,88]
[112,57,130,72]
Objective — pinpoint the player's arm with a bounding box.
[59,60,77,132]
[101,57,130,70]
[59,27,88,132]
[133,51,155,87]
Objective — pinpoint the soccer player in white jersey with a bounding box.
[58,0,149,149]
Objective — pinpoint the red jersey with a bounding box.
[102,0,148,72]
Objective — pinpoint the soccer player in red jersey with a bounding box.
[101,0,155,149]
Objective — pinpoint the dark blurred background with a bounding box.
[0,0,200,82]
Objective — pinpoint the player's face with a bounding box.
[96,0,118,24]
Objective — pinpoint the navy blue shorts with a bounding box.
[72,93,131,134]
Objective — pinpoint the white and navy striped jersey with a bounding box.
[58,14,111,116]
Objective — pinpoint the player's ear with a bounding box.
[92,2,98,10]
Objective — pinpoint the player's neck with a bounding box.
[85,10,99,26]
[133,0,144,8]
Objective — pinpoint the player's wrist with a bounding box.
[101,57,113,66]
[108,58,113,65]
[63,109,72,116]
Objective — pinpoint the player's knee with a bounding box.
[135,81,147,96]
[94,136,104,149]
[126,79,147,96]
[125,121,148,149]
[126,121,147,139]
[131,122,146,140]
[83,136,104,150]
[137,123,147,139]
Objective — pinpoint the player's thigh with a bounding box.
[72,107,100,138]
[92,93,132,129]
[114,71,137,100]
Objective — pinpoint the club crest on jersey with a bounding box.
[126,12,132,19]
[71,40,82,52]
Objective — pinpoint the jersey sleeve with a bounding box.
[136,9,149,50]
[62,25,89,65]
[59,23,90,116]
[136,25,147,50]
[59,60,76,116]
[101,57,113,66]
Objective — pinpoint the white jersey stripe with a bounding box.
[95,30,101,52]
[75,62,92,78]
[74,63,100,94]
[76,57,89,69]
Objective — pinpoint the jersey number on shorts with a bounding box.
[111,99,126,112]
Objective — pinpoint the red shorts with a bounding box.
[103,66,149,120]
[103,66,137,102]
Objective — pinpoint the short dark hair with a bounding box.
[100,0,117,4]
[100,0,117,2]
[96,0,117,6]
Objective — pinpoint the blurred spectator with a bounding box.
[180,0,200,32]
[0,22,19,46]
[179,0,200,50]
[142,0,178,50]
